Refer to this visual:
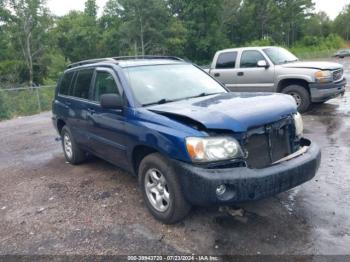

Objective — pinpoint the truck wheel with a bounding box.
[282,85,311,113]
[61,126,86,165]
[139,153,191,224]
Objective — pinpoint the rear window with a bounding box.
[59,71,74,95]
[72,69,94,99]
[216,52,237,69]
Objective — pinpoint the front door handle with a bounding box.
[87,108,95,114]
[214,73,220,77]
[237,72,244,76]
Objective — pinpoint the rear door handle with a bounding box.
[237,72,244,76]
[214,73,220,77]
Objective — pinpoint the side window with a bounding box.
[216,52,237,69]
[240,50,266,68]
[59,71,74,95]
[72,69,94,99]
[93,71,120,102]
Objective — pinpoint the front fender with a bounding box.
[125,108,202,166]
[276,74,314,84]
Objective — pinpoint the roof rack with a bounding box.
[67,58,117,69]
[67,55,183,69]
[112,55,184,61]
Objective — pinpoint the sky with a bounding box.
[48,0,108,16]
[47,0,350,20]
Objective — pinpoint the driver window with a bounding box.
[240,50,266,68]
[93,71,120,102]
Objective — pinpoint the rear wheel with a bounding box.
[282,84,311,113]
[139,153,191,224]
[61,126,86,165]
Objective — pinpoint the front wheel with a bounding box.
[282,84,311,113]
[139,153,191,224]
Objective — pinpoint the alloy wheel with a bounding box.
[63,134,73,159]
[144,168,170,212]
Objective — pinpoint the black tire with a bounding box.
[61,126,86,165]
[282,84,311,113]
[138,153,191,224]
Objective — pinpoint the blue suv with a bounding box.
[52,56,321,224]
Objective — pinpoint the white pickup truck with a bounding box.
[205,46,346,112]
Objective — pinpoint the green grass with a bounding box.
[290,34,343,60]
[0,86,55,121]
[246,34,343,60]
[292,49,336,59]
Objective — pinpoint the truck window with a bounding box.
[72,69,94,99]
[93,71,120,102]
[216,52,237,69]
[240,50,265,68]
[59,71,74,96]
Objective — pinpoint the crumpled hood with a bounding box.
[281,61,342,70]
[148,93,297,133]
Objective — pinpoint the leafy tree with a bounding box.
[275,0,315,46]
[85,0,97,18]
[164,19,188,58]
[54,10,101,62]
[0,0,10,23]
[4,0,52,86]
[0,0,349,92]
[219,0,242,44]
[98,0,122,56]
[333,4,350,41]
[238,0,279,41]
[305,12,332,38]
[116,0,172,55]
[168,0,229,63]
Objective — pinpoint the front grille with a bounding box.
[244,118,295,169]
[333,69,343,82]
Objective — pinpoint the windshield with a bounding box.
[263,47,298,65]
[124,64,227,106]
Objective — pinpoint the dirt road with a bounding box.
[0,58,350,255]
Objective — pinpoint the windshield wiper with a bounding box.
[142,92,222,107]
[185,92,222,100]
[142,98,175,107]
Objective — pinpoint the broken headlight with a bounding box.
[185,137,243,163]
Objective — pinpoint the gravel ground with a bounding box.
[0,58,350,256]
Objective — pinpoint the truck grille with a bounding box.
[244,118,295,169]
[333,69,343,82]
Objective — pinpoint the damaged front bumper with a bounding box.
[310,78,346,102]
[172,139,321,206]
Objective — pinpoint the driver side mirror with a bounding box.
[100,94,123,110]
[257,60,269,68]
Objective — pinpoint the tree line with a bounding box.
[0,0,349,88]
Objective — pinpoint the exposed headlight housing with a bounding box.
[185,137,243,163]
[315,70,332,83]
[293,112,304,136]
